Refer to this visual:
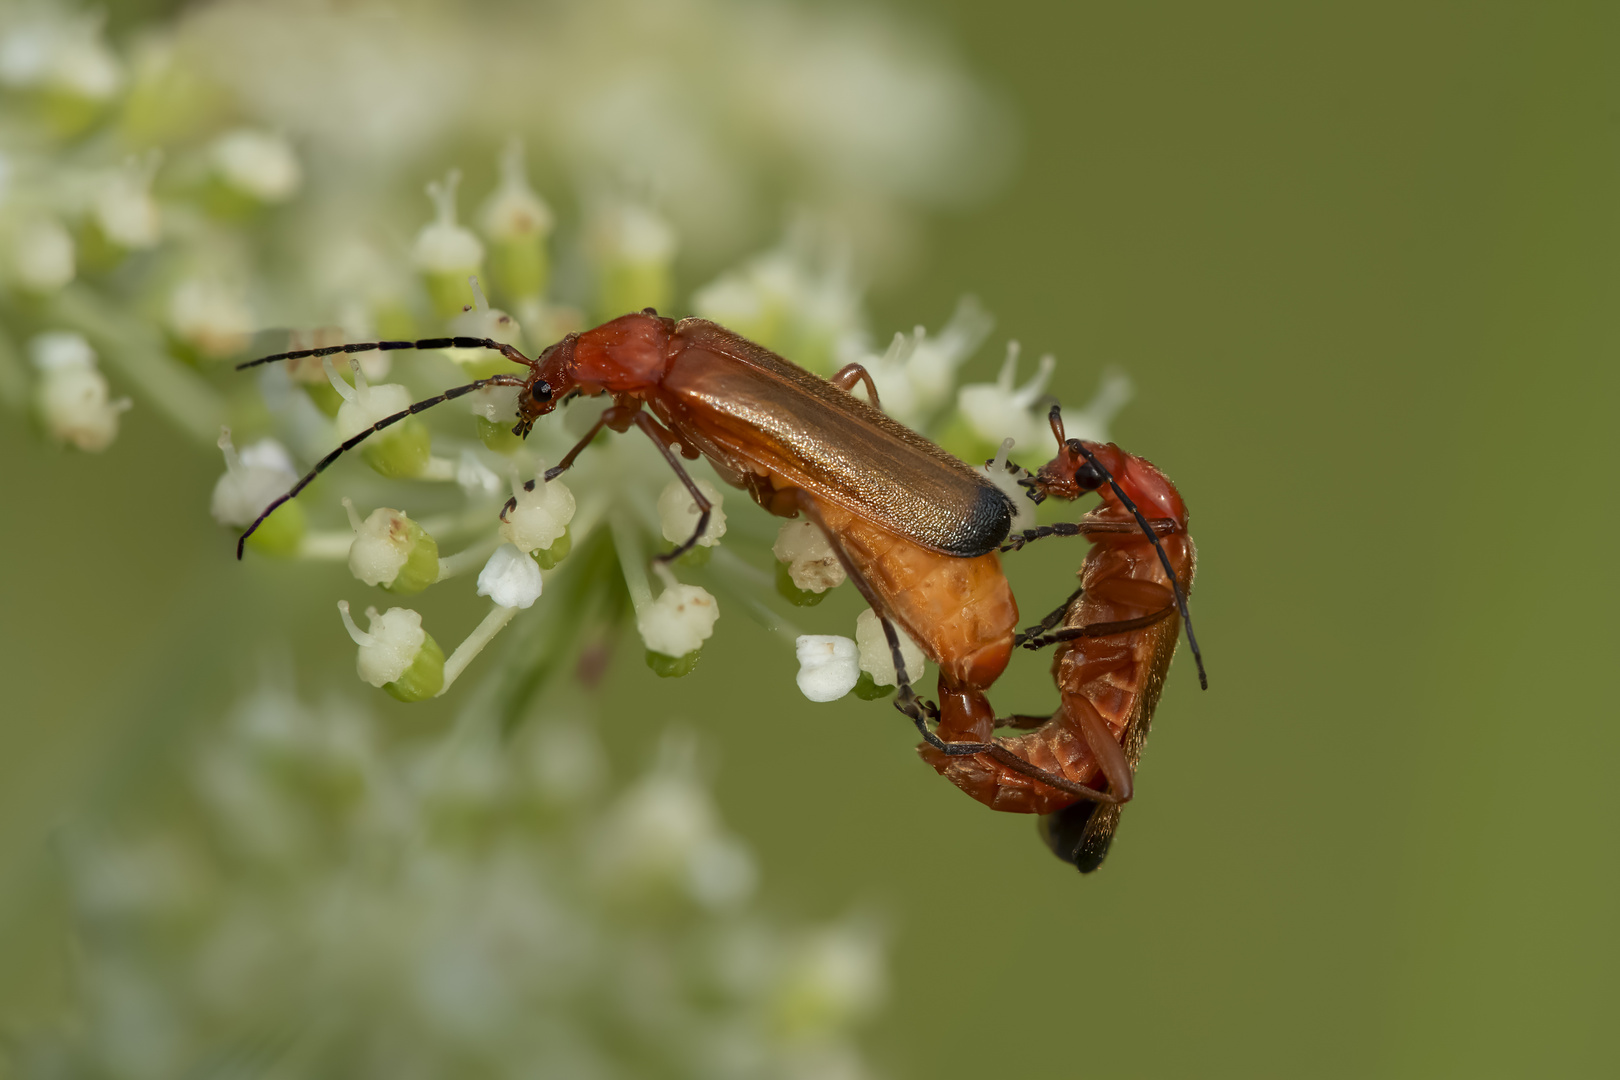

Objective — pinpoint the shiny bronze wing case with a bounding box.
[662,319,1013,557]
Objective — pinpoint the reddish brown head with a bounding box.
[1025,410,1187,530]
[518,310,677,430]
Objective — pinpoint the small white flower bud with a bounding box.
[343,499,439,594]
[794,636,860,703]
[414,170,483,316]
[211,129,302,203]
[93,154,162,250]
[12,217,74,293]
[30,332,130,452]
[772,520,845,593]
[772,923,888,1038]
[168,278,253,361]
[637,568,719,659]
[657,477,726,548]
[326,359,430,477]
[337,601,444,701]
[209,428,294,527]
[855,608,926,687]
[331,361,412,440]
[476,543,544,609]
[955,341,1056,451]
[498,472,576,553]
[480,138,553,242]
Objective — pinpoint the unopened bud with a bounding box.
[772,519,845,600]
[476,542,544,609]
[330,359,431,477]
[338,601,445,701]
[12,217,75,293]
[92,154,162,251]
[638,567,719,673]
[480,138,553,299]
[211,428,304,554]
[498,471,576,553]
[29,331,129,452]
[657,477,726,549]
[591,202,674,319]
[413,170,484,317]
[343,498,439,594]
[854,608,926,688]
[211,128,302,204]
[168,277,253,361]
[794,636,860,703]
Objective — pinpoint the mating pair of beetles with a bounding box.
[238,311,1203,873]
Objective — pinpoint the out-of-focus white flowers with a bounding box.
[91,153,162,250]
[858,296,994,427]
[956,341,1057,452]
[211,127,302,203]
[29,331,128,451]
[0,8,122,105]
[413,170,484,316]
[12,684,888,1077]
[167,277,253,361]
[10,216,74,293]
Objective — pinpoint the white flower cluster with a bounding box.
[11,684,888,1078]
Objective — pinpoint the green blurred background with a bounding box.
[3,1,1616,1075]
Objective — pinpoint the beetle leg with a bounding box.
[538,404,640,490]
[1013,583,1086,645]
[827,363,882,410]
[1019,603,1176,651]
[1000,521,1082,552]
[631,411,713,562]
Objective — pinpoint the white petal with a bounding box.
[476,543,543,609]
[794,635,859,702]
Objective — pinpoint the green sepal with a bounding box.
[361,419,432,477]
[476,415,527,453]
[775,562,829,607]
[243,499,306,557]
[302,378,347,417]
[530,527,572,570]
[851,672,893,700]
[492,237,549,301]
[383,632,445,701]
[596,260,671,323]
[673,543,712,568]
[424,270,479,319]
[645,649,701,679]
[384,520,441,594]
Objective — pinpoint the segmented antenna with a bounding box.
[235,374,527,559]
[236,335,537,372]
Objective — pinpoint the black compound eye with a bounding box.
[532,379,553,402]
[1074,461,1104,490]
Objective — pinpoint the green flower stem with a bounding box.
[296,530,357,560]
[705,548,803,646]
[435,536,503,581]
[609,510,653,614]
[435,603,521,696]
[50,285,227,445]
[0,323,27,411]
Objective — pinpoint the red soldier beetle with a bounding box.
[918,404,1202,871]
[233,313,1167,812]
